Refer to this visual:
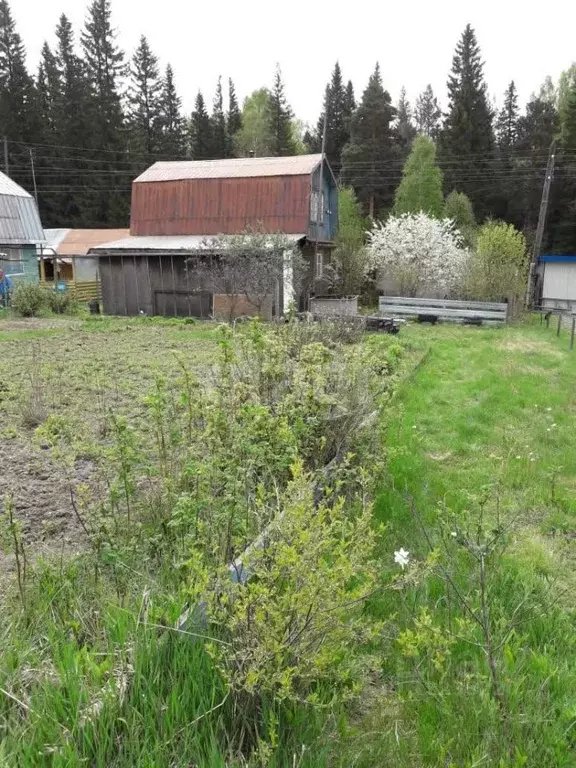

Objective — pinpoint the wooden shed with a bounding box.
[93,155,338,318]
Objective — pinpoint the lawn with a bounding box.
[1,315,576,766]
[348,320,576,766]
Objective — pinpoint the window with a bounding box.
[315,250,324,279]
[310,191,324,224]
[0,248,24,276]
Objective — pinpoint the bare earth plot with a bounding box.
[0,317,217,572]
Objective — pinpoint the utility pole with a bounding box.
[3,137,8,175]
[526,140,556,308]
[29,148,38,205]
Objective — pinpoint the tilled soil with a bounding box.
[0,436,91,577]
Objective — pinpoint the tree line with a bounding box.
[1,0,576,252]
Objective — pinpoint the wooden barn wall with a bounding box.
[99,254,212,317]
[130,176,311,236]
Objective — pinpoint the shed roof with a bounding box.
[134,155,323,183]
[44,228,130,256]
[91,233,307,253]
[0,172,45,245]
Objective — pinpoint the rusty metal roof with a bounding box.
[0,172,45,245]
[44,228,130,256]
[91,233,306,252]
[134,155,323,183]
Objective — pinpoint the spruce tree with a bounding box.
[341,63,397,218]
[438,25,494,217]
[81,0,125,141]
[344,80,356,128]
[395,86,417,154]
[128,35,162,157]
[393,135,444,217]
[53,14,95,225]
[211,76,227,158]
[514,88,558,234]
[37,42,61,134]
[190,91,213,159]
[316,62,349,172]
[227,78,242,155]
[414,84,441,138]
[496,81,519,150]
[81,0,128,225]
[268,65,296,156]
[0,0,41,191]
[548,85,576,253]
[303,127,320,153]
[490,81,520,221]
[158,64,186,157]
[35,42,63,225]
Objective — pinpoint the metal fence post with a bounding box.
[557,313,562,337]
[571,315,576,350]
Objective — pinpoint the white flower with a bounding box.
[515,455,521,459]
[551,423,557,428]
[450,531,457,538]
[394,548,410,570]
[546,407,552,412]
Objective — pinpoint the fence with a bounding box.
[537,308,576,350]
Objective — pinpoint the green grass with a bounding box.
[3,317,576,766]
[344,321,576,766]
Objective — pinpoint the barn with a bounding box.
[92,154,338,318]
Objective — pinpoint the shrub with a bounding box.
[47,290,76,314]
[11,281,48,317]
[444,190,477,247]
[367,212,470,297]
[465,221,528,308]
[207,462,383,707]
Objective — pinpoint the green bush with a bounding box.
[47,289,76,314]
[10,281,48,317]
[464,220,528,309]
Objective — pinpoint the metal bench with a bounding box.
[379,297,508,326]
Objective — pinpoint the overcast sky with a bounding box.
[13,0,576,125]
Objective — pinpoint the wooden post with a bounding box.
[571,315,575,350]
[546,313,550,329]
[557,313,562,337]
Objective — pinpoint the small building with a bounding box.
[539,255,576,311]
[0,172,44,283]
[41,228,128,302]
[93,154,338,318]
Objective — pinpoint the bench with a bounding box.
[378,297,508,326]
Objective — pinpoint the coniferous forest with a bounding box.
[2,0,576,252]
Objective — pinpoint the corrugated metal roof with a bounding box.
[43,229,70,252]
[134,155,323,183]
[0,173,45,245]
[0,172,34,198]
[45,228,130,256]
[91,234,307,252]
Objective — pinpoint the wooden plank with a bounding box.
[379,296,507,311]
[378,304,506,321]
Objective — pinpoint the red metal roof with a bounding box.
[44,228,130,256]
[134,155,323,183]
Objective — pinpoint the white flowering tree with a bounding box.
[367,213,470,297]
